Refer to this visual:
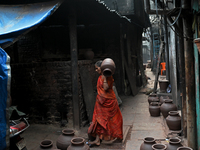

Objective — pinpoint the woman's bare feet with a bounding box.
[86,135,100,146]
[101,137,117,144]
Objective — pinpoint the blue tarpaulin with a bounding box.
[0,0,62,49]
[0,1,62,149]
[0,48,10,150]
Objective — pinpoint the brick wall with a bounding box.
[11,60,96,127]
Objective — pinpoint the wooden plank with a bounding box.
[79,66,95,123]
[153,42,164,93]
[124,58,137,96]
[69,6,80,129]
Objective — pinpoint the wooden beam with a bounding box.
[69,6,80,129]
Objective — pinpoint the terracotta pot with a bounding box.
[140,137,156,150]
[56,129,75,150]
[166,111,181,130]
[152,144,167,150]
[84,49,94,60]
[166,137,182,150]
[149,102,160,117]
[38,139,54,150]
[159,96,169,105]
[160,99,177,118]
[100,58,116,77]
[148,94,159,104]
[194,38,200,54]
[177,147,193,150]
[159,80,169,93]
[67,137,90,150]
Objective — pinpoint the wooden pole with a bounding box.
[69,6,80,129]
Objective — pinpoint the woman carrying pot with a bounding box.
[87,59,123,146]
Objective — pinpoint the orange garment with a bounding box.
[88,75,123,140]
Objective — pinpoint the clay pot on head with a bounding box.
[152,144,167,150]
[67,137,90,150]
[166,111,181,130]
[38,139,54,150]
[159,96,169,105]
[166,137,182,150]
[160,99,177,118]
[149,102,160,117]
[100,58,116,77]
[177,147,193,150]
[140,137,156,150]
[56,129,75,150]
[148,94,159,104]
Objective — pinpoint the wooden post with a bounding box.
[68,6,80,129]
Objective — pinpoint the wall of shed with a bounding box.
[5,23,124,126]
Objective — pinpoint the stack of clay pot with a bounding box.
[148,93,159,104]
[160,99,177,118]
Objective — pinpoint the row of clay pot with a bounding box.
[38,129,89,150]
[140,137,193,150]
[148,94,181,130]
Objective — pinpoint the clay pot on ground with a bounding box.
[159,96,169,105]
[177,147,193,150]
[84,49,94,60]
[140,137,156,150]
[38,139,54,150]
[152,144,167,150]
[160,99,177,118]
[100,58,116,77]
[148,94,159,104]
[166,111,181,130]
[194,38,200,54]
[159,80,169,93]
[67,137,90,150]
[149,102,160,117]
[166,137,182,150]
[56,129,75,150]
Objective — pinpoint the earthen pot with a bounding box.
[148,94,159,104]
[166,111,181,130]
[152,144,167,150]
[140,137,156,150]
[100,58,116,77]
[84,49,94,60]
[160,99,177,118]
[166,137,182,150]
[159,80,169,93]
[38,139,54,150]
[149,102,160,117]
[159,96,169,105]
[67,137,89,150]
[56,129,75,150]
[177,147,193,150]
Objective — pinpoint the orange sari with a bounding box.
[88,75,123,140]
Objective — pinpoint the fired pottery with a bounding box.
[38,139,54,150]
[149,102,160,117]
[177,147,193,150]
[166,111,181,130]
[159,80,169,93]
[152,144,167,150]
[148,94,159,104]
[140,137,156,150]
[166,137,182,150]
[67,137,90,150]
[56,129,75,150]
[84,49,94,60]
[194,38,200,54]
[160,99,177,118]
[159,96,169,105]
[100,58,116,77]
